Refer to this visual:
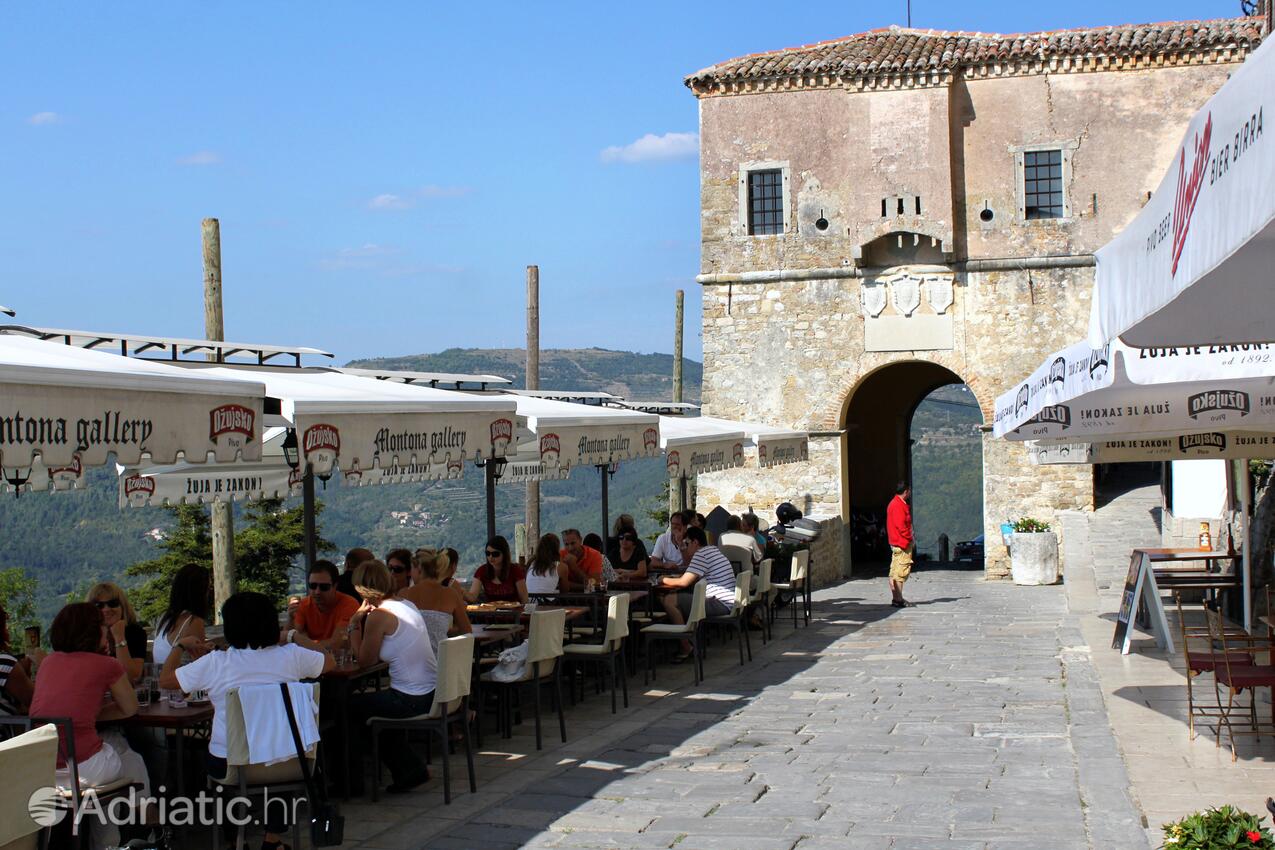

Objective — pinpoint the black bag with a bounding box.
[280,682,345,847]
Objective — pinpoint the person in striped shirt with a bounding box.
[658,526,736,660]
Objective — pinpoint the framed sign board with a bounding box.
[1111,550,1173,655]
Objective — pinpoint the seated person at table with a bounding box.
[347,559,436,795]
[87,581,147,684]
[31,602,148,850]
[718,516,764,568]
[583,533,618,585]
[386,548,413,594]
[399,549,472,651]
[525,533,569,596]
[742,512,769,549]
[650,510,691,569]
[561,528,603,591]
[658,527,736,659]
[164,591,331,850]
[611,530,650,580]
[336,546,374,601]
[409,547,437,587]
[152,563,213,666]
[442,547,467,602]
[288,560,360,649]
[606,514,648,566]
[465,536,528,603]
[0,603,34,715]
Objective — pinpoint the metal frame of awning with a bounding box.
[508,389,623,405]
[338,366,512,390]
[0,325,332,367]
[618,400,700,415]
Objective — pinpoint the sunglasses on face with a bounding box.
[620,535,637,543]
[389,565,408,575]
[308,582,332,591]
[94,599,121,609]
[485,550,501,558]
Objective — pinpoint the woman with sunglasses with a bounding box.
[152,563,213,666]
[386,548,413,595]
[85,582,146,684]
[611,530,650,580]
[464,535,527,604]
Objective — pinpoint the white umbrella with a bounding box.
[1026,431,1275,465]
[0,335,266,492]
[1088,37,1275,348]
[992,338,1275,442]
[693,416,808,467]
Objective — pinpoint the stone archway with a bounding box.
[840,360,985,570]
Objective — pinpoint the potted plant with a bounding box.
[1008,517,1059,585]
[1161,805,1274,848]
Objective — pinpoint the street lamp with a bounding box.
[281,429,300,470]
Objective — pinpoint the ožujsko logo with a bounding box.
[123,473,156,505]
[1179,432,1227,453]
[1014,384,1030,417]
[666,450,680,477]
[210,404,255,449]
[643,427,659,453]
[302,424,341,475]
[1049,357,1066,386]
[1188,390,1249,419]
[48,453,84,489]
[447,457,464,477]
[732,442,744,465]
[1028,405,1072,429]
[489,418,513,454]
[1172,113,1213,277]
[1089,345,1111,381]
[539,433,561,464]
[758,445,768,464]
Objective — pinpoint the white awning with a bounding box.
[694,416,809,467]
[176,365,517,478]
[1027,431,1275,465]
[0,335,267,475]
[658,415,750,478]
[992,338,1275,442]
[496,394,660,472]
[1088,37,1275,348]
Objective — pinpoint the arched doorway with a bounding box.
[842,361,985,569]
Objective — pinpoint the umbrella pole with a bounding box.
[678,474,688,513]
[485,462,497,541]
[303,468,317,572]
[1240,459,1252,633]
[599,465,609,542]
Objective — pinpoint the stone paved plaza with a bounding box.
[336,564,1209,850]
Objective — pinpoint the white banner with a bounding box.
[534,422,660,471]
[666,437,747,479]
[296,411,514,478]
[757,434,809,467]
[994,339,1275,441]
[1090,37,1275,348]
[1028,431,1275,464]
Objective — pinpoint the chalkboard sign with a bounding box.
[1111,553,1144,650]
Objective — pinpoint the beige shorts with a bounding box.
[889,545,914,581]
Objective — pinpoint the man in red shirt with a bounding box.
[886,481,915,608]
[561,528,604,590]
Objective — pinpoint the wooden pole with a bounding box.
[671,290,686,515]
[525,265,540,551]
[202,218,235,621]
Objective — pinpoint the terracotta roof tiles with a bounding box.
[686,18,1263,92]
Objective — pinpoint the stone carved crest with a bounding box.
[861,282,887,318]
[924,276,953,314]
[890,275,921,317]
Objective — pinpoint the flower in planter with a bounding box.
[1011,517,1052,534]
[1160,805,1273,849]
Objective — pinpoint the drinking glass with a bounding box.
[136,679,152,708]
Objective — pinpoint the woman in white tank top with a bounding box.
[346,559,437,795]
[525,533,569,597]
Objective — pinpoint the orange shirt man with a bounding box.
[291,562,360,646]
[560,529,603,590]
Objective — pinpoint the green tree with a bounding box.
[126,504,211,624]
[0,567,39,632]
[236,498,331,609]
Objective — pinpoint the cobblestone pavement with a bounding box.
[344,567,1148,850]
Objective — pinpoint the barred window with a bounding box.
[747,169,784,235]
[1023,149,1064,219]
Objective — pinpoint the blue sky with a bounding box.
[2,0,1235,364]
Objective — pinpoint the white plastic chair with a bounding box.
[748,559,773,643]
[0,721,58,850]
[564,592,630,713]
[707,571,753,665]
[642,581,706,685]
[369,634,476,803]
[771,549,810,628]
[719,544,753,575]
[481,608,567,750]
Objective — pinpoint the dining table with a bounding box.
[115,700,215,799]
[314,660,388,799]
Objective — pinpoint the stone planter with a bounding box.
[1010,531,1059,585]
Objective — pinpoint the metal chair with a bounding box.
[1202,602,1275,761]
[564,593,630,713]
[369,634,477,803]
[1173,593,1251,740]
[481,608,568,750]
[706,571,753,666]
[642,581,706,685]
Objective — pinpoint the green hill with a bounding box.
[909,384,984,554]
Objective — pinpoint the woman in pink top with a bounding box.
[30,602,148,850]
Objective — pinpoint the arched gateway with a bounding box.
[685,18,1261,582]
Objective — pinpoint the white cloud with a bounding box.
[367,193,413,211]
[177,150,222,166]
[600,132,698,164]
[27,111,61,126]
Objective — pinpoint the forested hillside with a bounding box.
[909,384,984,554]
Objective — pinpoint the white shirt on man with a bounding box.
[651,530,683,565]
[718,531,763,565]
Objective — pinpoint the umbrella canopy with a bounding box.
[0,335,267,483]
[1089,37,1275,348]
[1026,431,1275,465]
[992,338,1275,443]
[177,365,517,478]
[693,416,808,467]
[497,394,661,471]
[658,415,750,478]
[119,427,297,506]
